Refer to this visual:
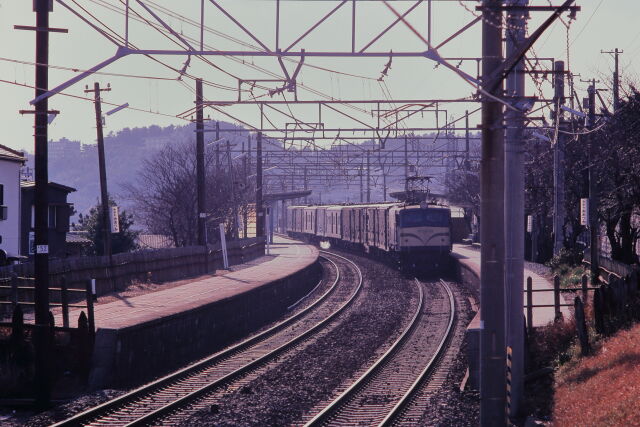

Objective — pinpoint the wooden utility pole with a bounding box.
[480,0,506,425]
[553,61,566,255]
[587,81,599,287]
[84,82,112,257]
[33,0,52,407]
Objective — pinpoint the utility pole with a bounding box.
[195,79,206,246]
[304,166,308,204]
[366,150,371,203]
[243,142,248,238]
[480,0,506,425]
[404,135,409,192]
[256,132,264,238]
[33,0,52,407]
[504,0,527,419]
[84,82,113,258]
[587,81,599,286]
[227,140,239,239]
[359,163,364,203]
[465,111,470,169]
[383,169,387,201]
[553,61,566,255]
[601,49,622,111]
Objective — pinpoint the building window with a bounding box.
[0,184,4,205]
[49,205,57,229]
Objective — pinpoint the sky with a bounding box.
[1,0,638,154]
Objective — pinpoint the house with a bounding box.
[20,180,76,258]
[0,144,26,261]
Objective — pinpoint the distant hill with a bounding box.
[25,123,475,230]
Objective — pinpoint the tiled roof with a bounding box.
[137,234,174,249]
[20,180,76,193]
[0,144,26,163]
[66,231,92,244]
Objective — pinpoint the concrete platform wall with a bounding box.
[89,260,322,389]
[453,254,481,391]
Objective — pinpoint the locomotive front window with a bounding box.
[400,209,449,227]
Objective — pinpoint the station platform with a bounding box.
[453,244,570,390]
[453,244,570,327]
[80,236,320,389]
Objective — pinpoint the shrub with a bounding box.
[546,247,584,272]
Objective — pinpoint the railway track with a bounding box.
[303,279,456,427]
[52,252,362,427]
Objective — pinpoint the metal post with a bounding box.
[526,277,533,334]
[33,0,52,407]
[304,166,308,204]
[256,132,264,237]
[196,79,206,246]
[366,150,371,203]
[587,82,599,287]
[404,135,409,192]
[553,61,566,255]
[227,140,239,239]
[504,0,527,418]
[359,163,364,203]
[480,1,506,425]
[465,111,470,168]
[243,151,248,238]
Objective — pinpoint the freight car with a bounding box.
[286,202,452,273]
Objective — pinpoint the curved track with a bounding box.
[304,279,456,427]
[53,252,362,427]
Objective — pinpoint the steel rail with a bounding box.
[378,279,457,426]
[304,278,425,426]
[52,252,362,426]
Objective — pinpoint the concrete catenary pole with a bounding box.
[196,79,206,246]
[33,0,52,407]
[504,0,527,419]
[553,61,566,255]
[480,0,506,425]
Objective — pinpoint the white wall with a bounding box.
[0,160,22,255]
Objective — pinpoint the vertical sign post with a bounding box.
[219,223,229,269]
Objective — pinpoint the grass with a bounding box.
[553,324,640,426]
[549,263,587,290]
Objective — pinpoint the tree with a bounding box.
[125,139,252,247]
[593,89,640,264]
[75,198,139,255]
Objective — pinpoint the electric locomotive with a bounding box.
[286,201,452,273]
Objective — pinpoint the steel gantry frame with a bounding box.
[32,0,490,105]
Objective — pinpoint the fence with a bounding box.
[583,248,634,282]
[525,270,640,355]
[0,237,263,298]
[525,275,598,333]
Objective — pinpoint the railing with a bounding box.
[524,275,598,333]
[0,274,95,334]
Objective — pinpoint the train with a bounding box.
[286,202,453,273]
